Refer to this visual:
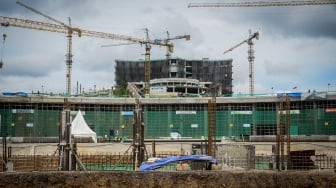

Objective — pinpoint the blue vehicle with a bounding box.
[139,155,217,171]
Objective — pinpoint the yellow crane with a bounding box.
[1,1,173,95]
[143,29,190,95]
[164,31,190,59]
[142,29,190,95]
[16,1,81,94]
[102,29,190,96]
[188,0,336,7]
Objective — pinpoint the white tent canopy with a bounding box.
[71,110,97,143]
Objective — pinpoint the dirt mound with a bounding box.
[0,170,335,188]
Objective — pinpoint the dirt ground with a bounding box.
[0,170,335,188]
[3,141,336,155]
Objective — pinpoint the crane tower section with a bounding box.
[247,31,256,96]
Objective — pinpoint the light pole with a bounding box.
[328,83,331,92]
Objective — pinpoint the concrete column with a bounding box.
[313,101,318,135]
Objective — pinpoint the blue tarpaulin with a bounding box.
[2,91,29,97]
[277,92,301,98]
[139,155,217,171]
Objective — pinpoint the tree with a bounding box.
[113,82,130,97]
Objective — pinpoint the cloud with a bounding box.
[0,0,335,94]
[0,1,21,15]
[0,0,99,24]
[204,5,336,39]
[2,54,62,77]
[263,59,300,76]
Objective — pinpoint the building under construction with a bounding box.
[115,58,233,95]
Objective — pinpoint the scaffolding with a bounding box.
[207,98,216,157]
[276,95,291,170]
[115,58,233,95]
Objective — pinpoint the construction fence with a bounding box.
[0,99,335,141]
[1,94,335,172]
[1,143,335,172]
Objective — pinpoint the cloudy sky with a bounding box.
[0,0,335,94]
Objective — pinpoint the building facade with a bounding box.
[115,58,233,95]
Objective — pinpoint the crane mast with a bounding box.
[144,28,151,96]
[188,0,336,7]
[247,31,256,96]
[223,31,259,95]
[66,22,73,95]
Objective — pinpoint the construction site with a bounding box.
[1,0,336,187]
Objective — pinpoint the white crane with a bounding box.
[223,31,259,95]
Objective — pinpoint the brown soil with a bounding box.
[0,170,335,188]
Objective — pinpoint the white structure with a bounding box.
[71,110,97,143]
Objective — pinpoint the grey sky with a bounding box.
[0,0,335,94]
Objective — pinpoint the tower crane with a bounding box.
[1,1,172,95]
[143,29,189,95]
[223,31,259,96]
[188,0,335,95]
[102,29,190,96]
[188,0,336,8]
[16,1,81,95]
[143,28,152,96]
[164,31,190,59]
